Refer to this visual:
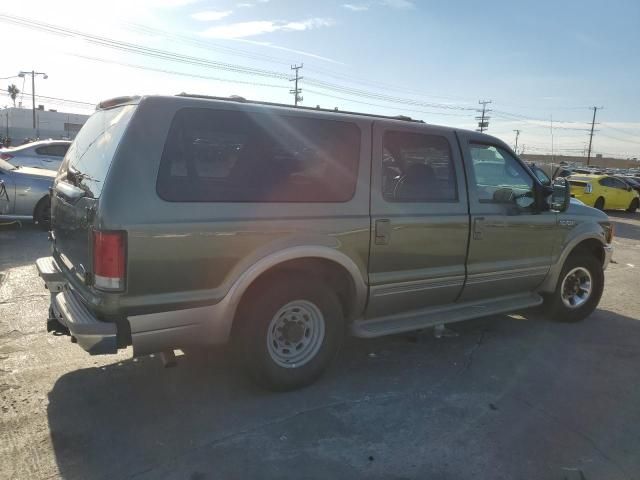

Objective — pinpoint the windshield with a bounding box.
[59,105,136,198]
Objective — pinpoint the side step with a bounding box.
[352,293,543,338]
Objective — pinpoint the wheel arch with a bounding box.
[227,247,368,338]
[32,194,50,221]
[540,233,606,293]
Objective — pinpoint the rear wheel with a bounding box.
[544,250,604,323]
[594,197,605,210]
[34,197,51,231]
[235,274,344,391]
[626,198,639,213]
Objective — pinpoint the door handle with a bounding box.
[375,219,391,245]
[473,217,485,240]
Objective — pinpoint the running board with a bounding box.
[351,293,543,338]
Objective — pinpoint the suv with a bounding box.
[36,95,613,390]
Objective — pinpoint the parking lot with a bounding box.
[0,214,639,480]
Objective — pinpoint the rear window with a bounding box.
[568,181,588,187]
[156,108,360,203]
[61,105,136,198]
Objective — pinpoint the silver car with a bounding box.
[0,140,71,170]
[0,158,55,229]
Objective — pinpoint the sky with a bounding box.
[0,0,638,158]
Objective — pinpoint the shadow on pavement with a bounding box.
[0,223,49,271]
[47,308,640,480]
[605,211,640,241]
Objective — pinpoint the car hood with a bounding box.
[15,166,57,179]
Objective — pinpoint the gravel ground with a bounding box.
[1,213,639,480]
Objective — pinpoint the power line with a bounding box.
[73,54,288,91]
[0,14,480,114]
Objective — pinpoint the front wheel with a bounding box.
[626,198,639,213]
[235,274,344,391]
[544,250,604,323]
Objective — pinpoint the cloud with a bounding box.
[379,0,414,8]
[236,38,345,64]
[343,3,369,11]
[200,18,334,39]
[191,10,232,21]
[342,1,414,12]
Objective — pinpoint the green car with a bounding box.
[37,95,613,390]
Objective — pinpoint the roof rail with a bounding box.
[175,93,424,123]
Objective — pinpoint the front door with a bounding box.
[457,132,557,302]
[367,123,469,318]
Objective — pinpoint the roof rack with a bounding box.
[175,93,424,123]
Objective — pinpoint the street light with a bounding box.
[18,70,48,136]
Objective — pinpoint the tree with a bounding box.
[7,84,19,107]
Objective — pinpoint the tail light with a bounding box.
[584,183,593,193]
[92,230,126,291]
[0,153,13,161]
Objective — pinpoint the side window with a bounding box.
[49,145,69,157]
[382,131,457,202]
[469,144,533,204]
[35,145,67,157]
[612,178,628,190]
[35,146,51,156]
[599,178,613,188]
[157,109,360,202]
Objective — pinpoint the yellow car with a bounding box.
[569,174,639,212]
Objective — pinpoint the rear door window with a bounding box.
[61,105,136,198]
[157,108,361,202]
[381,131,457,202]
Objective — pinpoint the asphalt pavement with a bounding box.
[1,214,640,480]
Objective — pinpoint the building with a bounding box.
[0,106,89,145]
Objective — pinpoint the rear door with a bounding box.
[457,132,556,302]
[52,105,136,281]
[598,177,620,208]
[367,122,469,318]
[610,177,632,209]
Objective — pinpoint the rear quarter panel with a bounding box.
[97,97,372,316]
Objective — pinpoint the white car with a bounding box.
[0,140,71,171]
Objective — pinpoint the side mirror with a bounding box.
[550,177,570,212]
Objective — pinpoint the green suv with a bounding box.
[37,95,613,390]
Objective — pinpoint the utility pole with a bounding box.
[513,129,521,153]
[586,106,602,166]
[289,64,303,106]
[476,100,492,132]
[18,70,48,137]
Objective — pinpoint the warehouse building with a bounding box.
[0,106,89,146]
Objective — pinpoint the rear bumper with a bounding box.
[52,290,118,354]
[36,256,232,357]
[37,256,118,354]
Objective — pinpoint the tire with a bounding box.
[34,197,51,231]
[544,250,604,323]
[235,273,344,391]
[626,198,639,213]
[594,197,605,210]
